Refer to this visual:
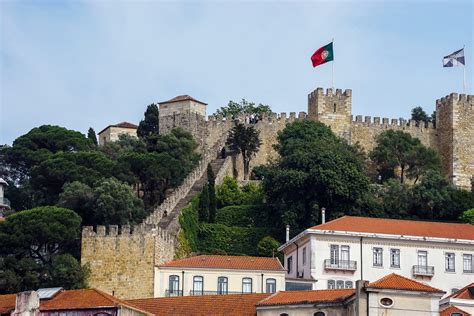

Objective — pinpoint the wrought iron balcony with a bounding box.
[463,268,474,274]
[412,265,434,276]
[189,290,253,296]
[165,290,183,297]
[324,259,357,271]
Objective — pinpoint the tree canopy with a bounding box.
[137,103,159,141]
[370,130,440,183]
[214,99,272,117]
[411,106,430,125]
[226,123,262,180]
[256,120,370,234]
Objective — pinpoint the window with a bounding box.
[345,281,353,288]
[327,280,335,289]
[266,278,276,293]
[341,245,350,263]
[193,276,203,295]
[373,248,383,266]
[314,312,326,316]
[445,253,455,272]
[451,313,462,316]
[330,245,339,264]
[418,251,428,266]
[303,247,307,265]
[287,256,293,274]
[242,278,253,293]
[336,280,344,289]
[380,297,394,307]
[168,275,180,295]
[464,254,473,273]
[390,249,400,268]
[217,277,228,294]
[280,314,289,316]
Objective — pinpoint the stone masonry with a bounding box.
[82,87,473,299]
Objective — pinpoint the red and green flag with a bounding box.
[311,42,334,67]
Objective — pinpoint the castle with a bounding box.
[82,88,474,299]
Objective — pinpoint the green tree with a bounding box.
[257,236,280,257]
[370,130,439,183]
[207,163,217,223]
[378,179,411,218]
[0,206,88,293]
[215,99,272,117]
[411,106,430,125]
[137,104,159,141]
[87,127,98,146]
[1,125,92,182]
[258,121,369,234]
[226,123,262,180]
[410,170,450,220]
[431,111,437,127]
[460,208,474,224]
[198,184,210,222]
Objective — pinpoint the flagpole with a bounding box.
[463,44,466,94]
[332,38,335,90]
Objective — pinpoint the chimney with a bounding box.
[13,291,39,316]
[321,208,326,224]
[285,225,290,242]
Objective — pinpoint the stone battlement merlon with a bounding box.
[206,111,308,124]
[81,224,174,243]
[436,93,474,109]
[308,87,352,100]
[351,115,435,129]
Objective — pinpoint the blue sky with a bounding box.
[1,0,472,145]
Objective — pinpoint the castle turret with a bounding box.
[307,88,352,139]
[158,95,208,149]
[436,93,474,189]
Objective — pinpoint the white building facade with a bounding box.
[279,216,474,295]
[154,255,286,297]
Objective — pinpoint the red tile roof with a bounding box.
[40,288,148,313]
[160,95,207,105]
[158,255,285,271]
[98,121,138,134]
[0,294,15,314]
[367,273,444,293]
[440,305,470,316]
[128,293,271,316]
[310,216,474,240]
[256,289,355,306]
[445,283,474,300]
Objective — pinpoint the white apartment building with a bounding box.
[278,216,474,295]
[154,255,286,297]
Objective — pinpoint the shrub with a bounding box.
[257,236,280,257]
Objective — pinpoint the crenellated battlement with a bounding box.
[82,224,174,243]
[436,93,474,109]
[351,115,435,130]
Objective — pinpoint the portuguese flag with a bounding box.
[311,42,334,67]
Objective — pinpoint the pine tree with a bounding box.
[87,127,98,146]
[198,184,210,222]
[207,163,217,223]
[137,104,159,141]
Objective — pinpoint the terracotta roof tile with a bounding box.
[440,305,471,316]
[0,294,15,314]
[98,121,138,135]
[256,289,355,306]
[160,95,207,105]
[127,293,271,316]
[445,283,474,300]
[40,288,147,313]
[367,273,444,293]
[310,216,474,240]
[158,255,285,271]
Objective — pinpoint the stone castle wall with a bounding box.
[81,224,174,299]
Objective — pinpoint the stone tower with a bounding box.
[307,88,352,140]
[436,93,474,189]
[158,95,208,149]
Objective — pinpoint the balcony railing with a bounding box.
[189,290,253,296]
[324,259,357,271]
[463,268,474,274]
[165,290,183,297]
[412,265,434,276]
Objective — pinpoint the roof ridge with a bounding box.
[256,291,280,305]
[368,273,443,293]
[445,282,474,299]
